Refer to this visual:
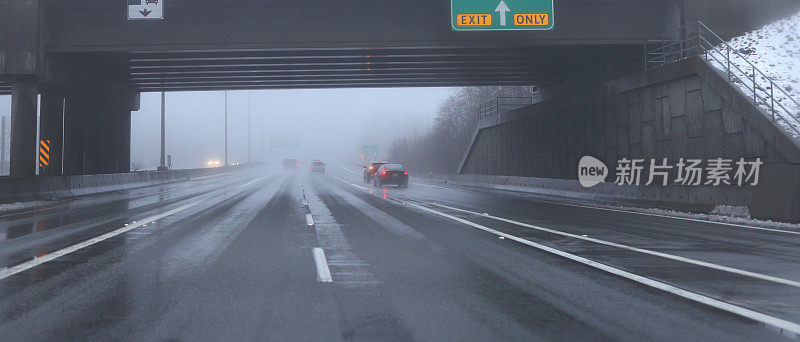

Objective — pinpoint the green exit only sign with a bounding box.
[451,0,554,31]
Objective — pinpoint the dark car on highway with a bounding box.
[373,164,408,188]
[282,158,299,169]
[363,161,388,182]
[311,160,325,174]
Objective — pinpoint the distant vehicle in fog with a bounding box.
[364,161,388,182]
[311,160,326,174]
[373,164,408,188]
[282,159,299,169]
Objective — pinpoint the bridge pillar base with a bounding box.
[63,90,135,175]
[9,82,38,178]
[39,89,65,176]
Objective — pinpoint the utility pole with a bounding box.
[0,116,6,175]
[224,91,229,167]
[157,91,167,171]
[248,90,251,163]
[261,109,264,161]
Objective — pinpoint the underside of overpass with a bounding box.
[0,0,696,177]
[52,45,641,92]
[1,0,675,93]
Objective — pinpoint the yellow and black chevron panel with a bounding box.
[39,139,51,167]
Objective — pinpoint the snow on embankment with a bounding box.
[707,10,800,137]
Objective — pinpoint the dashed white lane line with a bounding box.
[0,201,200,281]
[306,213,315,226]
[406,201,800,336]
[312,247,333,283]
[428,202,800,289]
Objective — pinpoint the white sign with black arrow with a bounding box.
[128,0,163,20]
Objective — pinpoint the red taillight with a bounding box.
[381,170,387,175]
[404,172,408,175]
[369,166,374,170]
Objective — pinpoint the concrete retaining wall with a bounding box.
[0,166,247,205]
[458,57,800,222]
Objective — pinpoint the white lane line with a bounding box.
[338,165,361,175]
[0,201,200,281]
[428,202,800,289]
[313,247,333,282]
[406,201,800,336]
[0,174,268,280]
[332,174,371,191]
[306,213,315,226]
[238,175,268,188]
[410,182,451,190]
[303,199,308,206]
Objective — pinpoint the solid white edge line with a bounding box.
[406,202,800,336]
[338,165,361,175]
[331,174,371,191]
[0,174,271,280]
[429,202,800,289]
[313,247,333,282]
[327,174,800,335]
[0,201,200,280]
[306,213,314,226]
[410,182,451,190]
[238,175,269,188]
[381,174,800,236]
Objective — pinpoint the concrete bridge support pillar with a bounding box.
[116,110,131,173]
[9,82,38,178]
[39,89,64,176]
[62,89,136,175]
[63,95,87,175]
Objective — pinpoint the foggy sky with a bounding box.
[1,87,453,171]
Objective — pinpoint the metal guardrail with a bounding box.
[645,21,800,136]
[478,96,534,119]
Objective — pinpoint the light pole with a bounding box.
[248,90,251,163]
[157,91,167,171]
[261,109,265,161]
[416,105,430,131]
[224,90,228,167]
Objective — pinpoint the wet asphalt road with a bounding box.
[0,165,798,341]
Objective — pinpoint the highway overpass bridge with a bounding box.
[0,0,796,177]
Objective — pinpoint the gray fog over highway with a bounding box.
[2,0,800,341]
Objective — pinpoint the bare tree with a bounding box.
[389,85,537,174]
[131,160,144,172]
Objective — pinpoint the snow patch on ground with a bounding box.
[705,10,800,137]
[0,200,57,214]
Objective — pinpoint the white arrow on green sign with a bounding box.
[451,0,554,31]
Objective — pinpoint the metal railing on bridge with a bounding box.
[478,97,534,119]
[645,21,800,136]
